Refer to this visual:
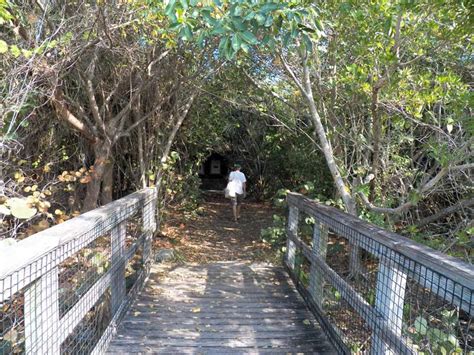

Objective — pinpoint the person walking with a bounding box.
[227,164,246,222]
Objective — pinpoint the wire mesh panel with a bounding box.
[61,289,112,355]
[124,212,144,293]
[286,192,474,354]
[59,234,112,318]
[0,288,25,354]
[0,188,157,355]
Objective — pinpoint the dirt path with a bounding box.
[157,193,278,263]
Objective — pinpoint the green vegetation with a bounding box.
[0,0,472,262]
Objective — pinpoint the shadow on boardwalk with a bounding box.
[107,262,335,354]
[107,194,336,354]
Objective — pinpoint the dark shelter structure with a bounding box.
[198,152,229,190]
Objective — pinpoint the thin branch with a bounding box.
[118,107,158,139]
[83,76,107,135]
[242,69,298,111]
[279,52,307,97]
[147,50,171,76]
[417,197,474,228]
[392,11,403,59]
[51,87,97,143]
[359,164,474,214]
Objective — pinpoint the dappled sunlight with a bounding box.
[158,194,276,263]
[108,262,335,353]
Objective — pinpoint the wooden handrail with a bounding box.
[287,193,474,289]
[0,187,157,354]
[285,192,474,354]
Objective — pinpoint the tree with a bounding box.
[161,0,473,265]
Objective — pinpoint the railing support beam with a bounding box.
[286,205,299,271]
[25,267,60,354]
[309,222,328,308]
[111,221,127,314]
[372,261,407,354]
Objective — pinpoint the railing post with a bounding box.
[372,260,407,354]
[111,221,126,314]
[25,267,60,354]
[309,222,328,308]
[286,205,299,271]
[142,190,157,269]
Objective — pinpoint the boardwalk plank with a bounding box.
[107,262,335,354]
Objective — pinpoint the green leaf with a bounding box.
[0,40,8,54]
[181,24,193,41]
[169,22,181,31]
[255,13,265,25]
[179,0,188,11]
[10,45,21,58]
[218,36,228,55]
[282,32,292,47]
[196,32,205,48]
[314,18,323,31]
[302,33,313,53]
[261,3,281,13]
[202,10,217,25]
[210,25,226,35]
[22,49,33,58]
[165,0,177,16]
[231,18,246,31]
[240,31,258,45]
[224,36,234,60]
[447,334,459,347]
[244,12,255,21]
[233,5,242,17]
[264,15,273,27]
[414,316,428,335]
[231,34,241,51]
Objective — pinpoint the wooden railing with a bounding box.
[0,188,157,354]
[285,192,473,354]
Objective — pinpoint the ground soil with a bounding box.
[155,192,280,263]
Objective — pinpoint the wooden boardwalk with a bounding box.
[107,262,336,354]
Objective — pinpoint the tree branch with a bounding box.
[84,76,107,135]
[279,52,307,97]
[51,87,97,143]
[417,197,474,228]
[118,107,158,140]
[359,164,474,214]
[147,49,170,76]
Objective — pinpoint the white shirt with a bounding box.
[228,171,246,196]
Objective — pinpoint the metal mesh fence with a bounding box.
[0,188,157,354]
[286,193,473,354]
[0,288,25,353]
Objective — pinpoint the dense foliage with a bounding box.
[0,0,472,261]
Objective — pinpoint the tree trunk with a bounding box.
[369,86,381,201]
[300,61,357,215]
[135,114,147,189]
[297,58,362,276]
[101,156,114,205]
[83,141,111,211]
